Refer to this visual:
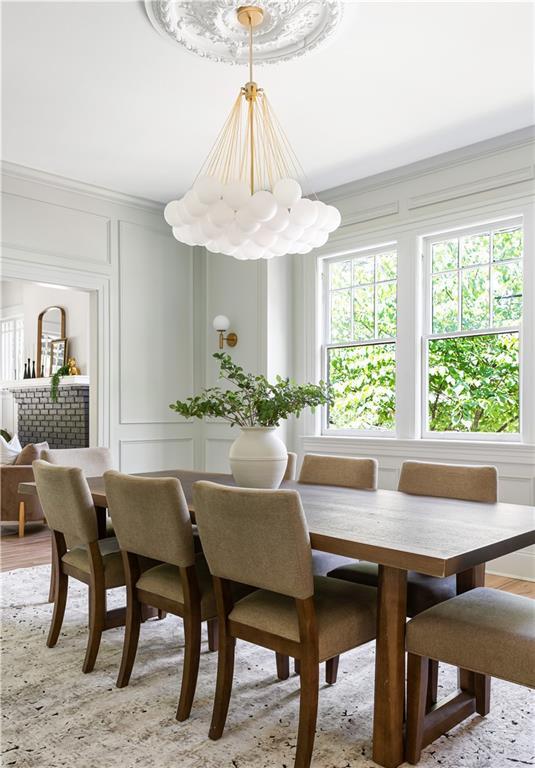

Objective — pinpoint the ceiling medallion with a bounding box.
[145,0,343,65]
[163,6,341,262]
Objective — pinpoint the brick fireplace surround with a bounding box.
[7,379,89,449]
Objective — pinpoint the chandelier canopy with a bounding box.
[164,5,341,261]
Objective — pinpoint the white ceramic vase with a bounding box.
[229,426,288,489]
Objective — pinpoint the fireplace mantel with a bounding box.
[1,375,89,391]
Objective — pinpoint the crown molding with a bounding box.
[1,161,164,213]
[318,126,535,203]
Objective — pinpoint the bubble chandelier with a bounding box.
[164,5,341,261]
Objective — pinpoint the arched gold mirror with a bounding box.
[37,306,66,377]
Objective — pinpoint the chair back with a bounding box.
[104,471,195,567]
[193,481,314,600]
[33,459,97,548]
[41,447,114,477]
[398,461,497,503]
[283,451,298,481]
[298,454,378,490]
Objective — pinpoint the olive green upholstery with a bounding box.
[62,537,124,588]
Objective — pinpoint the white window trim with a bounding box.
[421,216,523,441]
[321,242,397,436]
[312,205,533,446]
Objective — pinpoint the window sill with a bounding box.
[302,434,535,466]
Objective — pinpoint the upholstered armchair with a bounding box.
[1,442,49,536]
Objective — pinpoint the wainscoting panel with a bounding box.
[118,221,193,425]
[119,437,194,474]
[1,191,110,265]
[205,438,233,474]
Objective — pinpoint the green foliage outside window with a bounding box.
[328,344,396,430]
[428,333,520,433]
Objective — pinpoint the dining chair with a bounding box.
[193,480,377,768]
[405,587,535,763]
[42,447,115,602]
[328,460,498,701]
[283,451,298,481]
[104,470,225,721]
[33,459,125,673]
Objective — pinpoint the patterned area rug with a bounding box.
[1,565,533,768]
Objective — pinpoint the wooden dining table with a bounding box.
[19,469,535,768]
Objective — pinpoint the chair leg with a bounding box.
[176,613,202,722]
[325,655,339,685]
[276,653,290,680]
[406,653,429,765]
[207,618,219,652]
[48,554,56,603]
[426,659,439,710]
[209,632,236,740]
[46,570,68,648]
[116,594,142,688]
[460,669,491,716]
[83,583,106,673]
[18,501,25,538]
[295,653,319,768]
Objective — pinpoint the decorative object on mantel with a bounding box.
[213,315,238,349]
[49,339,68,377]
[50,364,70,403]
[37,306,66,379]
[67,357,81,376]
[163,5,341,261]
[170,352,331,488]
[49,358,80,402]
[146,0,343,65]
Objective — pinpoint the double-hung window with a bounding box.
[324,245,397,432]
[423,218,523,437]
[0,315,24,381]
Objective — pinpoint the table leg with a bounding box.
[373,565,408,768]
[456,564,490,715]
[95,505,107,540]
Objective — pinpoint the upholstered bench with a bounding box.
[405,587,535,763]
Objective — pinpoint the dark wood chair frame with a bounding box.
[210,575,333,768]
[117,550,219,722]
[48,529,131,673]
[405,565,491,763]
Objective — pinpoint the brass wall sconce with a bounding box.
[213,315,238,349]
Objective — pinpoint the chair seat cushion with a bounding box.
[327,561,456,617]
[135,558,251,621]
[406,587,535,688]
[62,537,125,589]
[311,550,355,576]
[228,575,377,662]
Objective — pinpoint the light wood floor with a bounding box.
[1,522,534,597]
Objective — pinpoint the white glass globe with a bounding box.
[206,241,222,254]
[248,190,277,222]
[290,198,317,228]
[236,208,260,234]
[200,217,222,241]
[173,225,195,246]
[164,200,182,227]
[241,241,265,260]
[217,236,238,256]
[324,205,342,233]
[213,315,230,331]
[273,178,302,208]
[194,175,223,205]
[253,227,277,249]
[227,222,249,246]
[223,180,250,210]
[313,200,329,230]
[266,206,290,233]
[208,200,235,227]
[177,200,196,226]
[190,222,210,246]
[183,190,208,218]
[309,230,329,249]
[283,223,305,242]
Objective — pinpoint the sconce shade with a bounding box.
[213,315,230,332]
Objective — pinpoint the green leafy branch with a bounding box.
[50,364,70,403]
[170,353,332,428]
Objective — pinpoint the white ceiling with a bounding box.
[2,1,534,203]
